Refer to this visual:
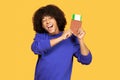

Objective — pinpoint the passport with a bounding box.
[70,14,82,35]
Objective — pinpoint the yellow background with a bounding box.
[0,0,120,80]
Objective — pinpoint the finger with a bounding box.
[79,28,85,35]
[64,32,72,39]
[78,27,82,31]
[69,29,73,34]
[77,27,82,34]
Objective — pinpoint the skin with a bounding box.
[42,16,90,56]
[42,16,60,35]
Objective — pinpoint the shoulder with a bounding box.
[34,33,49,40]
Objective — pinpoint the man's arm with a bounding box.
[75,28,90,56]
[31,30,72,55]
[50,30,72,47]
[73,28,92,65]
[78,38,90,56]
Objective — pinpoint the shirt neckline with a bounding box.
[48,32,63,38]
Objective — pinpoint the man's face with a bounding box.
[42,16,60,35]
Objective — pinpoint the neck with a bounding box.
[49,30,61,35]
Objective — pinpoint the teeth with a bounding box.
[48,23,53,28]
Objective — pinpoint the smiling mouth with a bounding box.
[47,23,53,30]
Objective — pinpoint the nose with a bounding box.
[46,18,50,24]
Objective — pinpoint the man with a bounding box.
[31,4,92,80]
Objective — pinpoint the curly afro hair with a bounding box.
[32,4,67,33]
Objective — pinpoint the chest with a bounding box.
[41,38,74,62]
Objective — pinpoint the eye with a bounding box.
[42,18,46,23]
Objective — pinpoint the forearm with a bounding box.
[50,36,64,47]
[79,39,90,56]
[50,30,72,47]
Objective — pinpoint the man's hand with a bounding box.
[76,28,86,40]
[61,29,72,40]
[75,28,90,56]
